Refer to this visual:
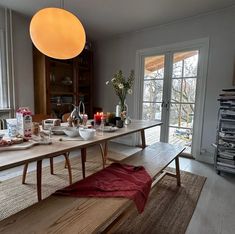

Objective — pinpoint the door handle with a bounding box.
[165,101,170,111]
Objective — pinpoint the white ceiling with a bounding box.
[0,0,234,41]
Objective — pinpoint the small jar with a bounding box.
[32,122,40,135]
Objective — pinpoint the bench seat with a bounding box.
[0,142,185,234]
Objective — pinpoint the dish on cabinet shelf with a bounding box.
[61,77,72,85]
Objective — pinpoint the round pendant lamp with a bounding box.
[30,7,86,59]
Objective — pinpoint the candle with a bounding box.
[94,112,102,125]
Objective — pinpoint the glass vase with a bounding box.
[120,100,128,113]
[116,99,127,117]
[121,100,131,125]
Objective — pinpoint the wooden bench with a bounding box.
[0,142,184,234]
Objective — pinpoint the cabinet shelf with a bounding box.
[50,59,73,67]
[51,91,75,95]
[79,66,90,70]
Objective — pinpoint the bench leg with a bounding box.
[22,163,28,184]
[175,156,181,186]
[81,148,86,179]
[36,160,42,201]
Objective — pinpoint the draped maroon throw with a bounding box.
[54,163,152,213]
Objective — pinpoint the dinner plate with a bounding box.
[103,126,118,132]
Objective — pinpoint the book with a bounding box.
[218,157,235,165]
[222,89,235,92]
[217,162,235,168]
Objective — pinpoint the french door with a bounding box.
[135,39,209,157]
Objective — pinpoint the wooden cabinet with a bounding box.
[33,46,93,119]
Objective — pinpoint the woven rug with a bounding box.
[0,148,206,234]
[108,170,206,234]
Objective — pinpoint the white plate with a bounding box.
[103,126,118,132]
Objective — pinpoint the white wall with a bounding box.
[0,8,5,28]
[12,11,34,112]
[94,6,235,162]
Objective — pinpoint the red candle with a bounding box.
[94,112,102,124]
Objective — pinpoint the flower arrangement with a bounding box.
[106,70,135,114]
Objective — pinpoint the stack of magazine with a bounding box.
[215,89,235,174]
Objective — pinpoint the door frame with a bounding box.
[134,38,209,158]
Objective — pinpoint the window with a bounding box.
[0,29,9,109]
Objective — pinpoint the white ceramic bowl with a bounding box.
[79,128,96,140]
[63,127,80,137]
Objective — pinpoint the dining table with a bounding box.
[0,119,162,200]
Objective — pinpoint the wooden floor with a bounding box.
[145,126,192,154]
[0,143,235,234]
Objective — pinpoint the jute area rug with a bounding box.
[0,147,206,234]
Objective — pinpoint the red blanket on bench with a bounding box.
[54,163,152,213]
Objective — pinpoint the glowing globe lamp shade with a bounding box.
[30,8,86,59]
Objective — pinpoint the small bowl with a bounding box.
[79,128,96,140]
[63,127,80,137]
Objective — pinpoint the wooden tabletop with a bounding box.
[0,120,162,171]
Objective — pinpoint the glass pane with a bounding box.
[172,60,183,78]
[145,126,161,145]
[142,102,162,120]
[168,127,192,153]
[143,80,163,102]
[169,104,195,128]
[183,52,198,77]
[173,51,199,78]
[144,55,165,79]
[181,78,197,103]
[171,79,182,103]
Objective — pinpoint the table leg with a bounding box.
[81,148,86,179]
[175,156,181,186]
[36,160,42,201]
[64,152,72,185]
[99,141,108,168]
[104,141,108,157]
[22,163,28,184]
[49,158,54,175]
[99,144,105,168]
[140,129,146,148]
